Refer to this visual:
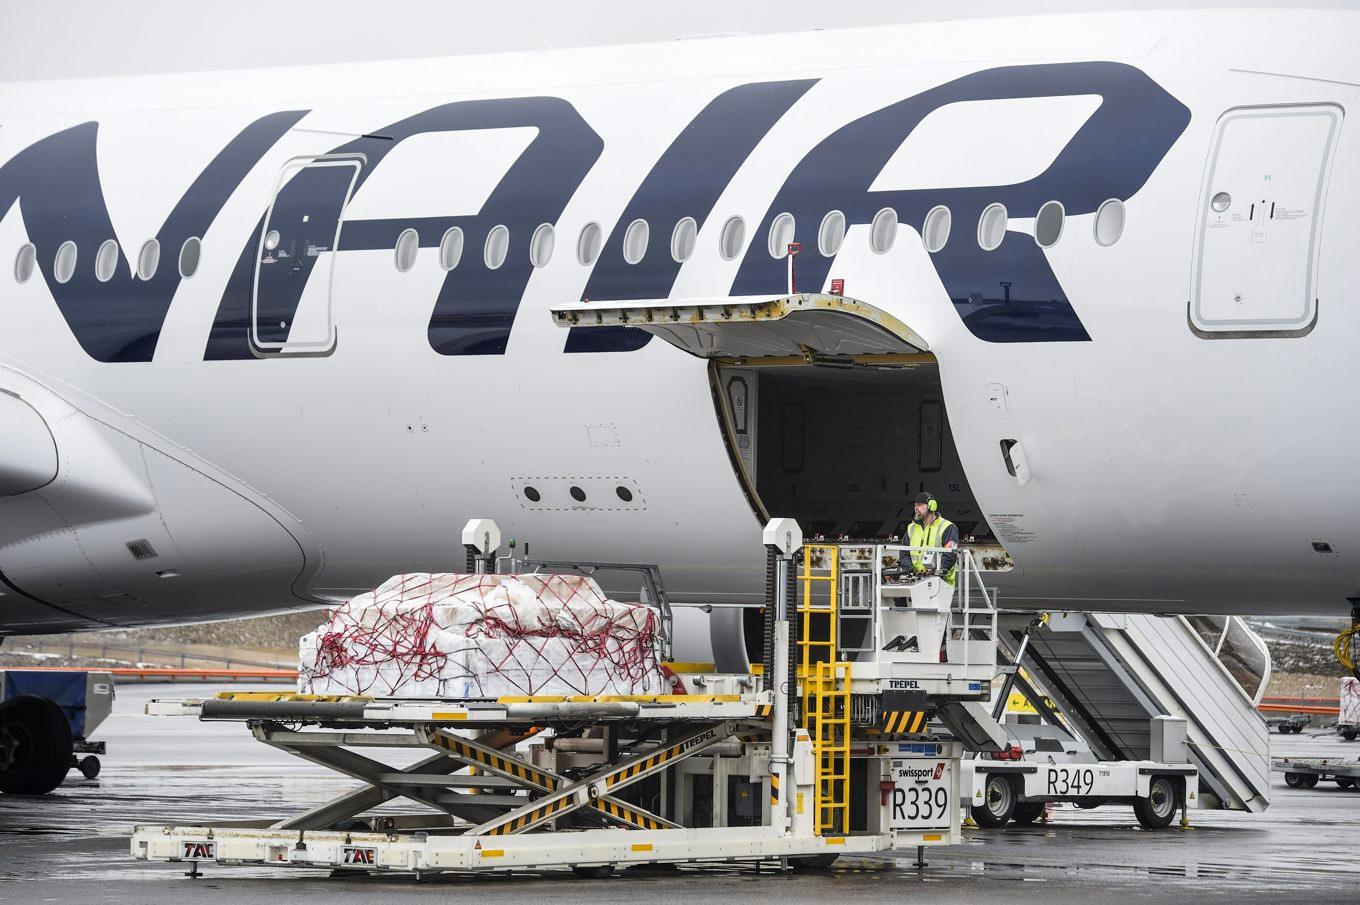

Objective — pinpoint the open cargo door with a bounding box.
[553,292,1010,669]
[550,293,929,364]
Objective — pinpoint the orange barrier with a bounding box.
[1258,702,1340,715]
[1261,696,1336,704]
[4,666,296,683]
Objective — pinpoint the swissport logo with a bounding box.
[900,762,947,782]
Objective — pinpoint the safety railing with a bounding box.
[872,544,997,673]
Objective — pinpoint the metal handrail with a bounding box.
[872,544,996,673]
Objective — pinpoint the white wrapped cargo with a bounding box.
[1341,677,1360,728]
[298,573,665,698]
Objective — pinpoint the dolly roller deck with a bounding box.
[144,691,773,725]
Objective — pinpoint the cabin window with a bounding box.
[818,210,846,257]
[623,218,649,265]
[978,203,1008,252]
[14,243,36,283]
[1094,198,1125,247]
[577,221,602,265]
[54,241,77,284]
[921,205,951,253]
[95,239,119,282]
[719,215,746,261]
[179,237,202,278]
[137,239,160,280]
[484,224,509,270]
[671,217,697,262]
[1035,200,1065,248]
[438,227,464,271]
[869,207,897,254]
[767,212,795,258]
[394,228,419,273]
[529,223,555,268]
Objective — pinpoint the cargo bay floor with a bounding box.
[2,683,1357,904]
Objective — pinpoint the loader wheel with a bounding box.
[571,864,615,879]
[1335,777,1354,790]
[0,695,73,795]
[1011,802,1047,825]
[1134,776,1179,830]
[1302,775,1319,789]
[971,774,1017,828]
[790,854,839,871]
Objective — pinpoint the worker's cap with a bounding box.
[914,492,934,505]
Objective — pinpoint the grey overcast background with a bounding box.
[1,0,1356,83]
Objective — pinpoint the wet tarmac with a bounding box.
[2,683,1358,903]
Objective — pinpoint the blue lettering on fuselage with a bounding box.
[732,61,1190,342]
[204,97,603,359]
[0,112,305,362]
[564,79,818,354]
[2,62,1190,361]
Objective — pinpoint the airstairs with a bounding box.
[998,611,1272,812]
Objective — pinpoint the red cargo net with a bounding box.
[302,573,662,697]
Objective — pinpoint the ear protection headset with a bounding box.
[927,496,938,513]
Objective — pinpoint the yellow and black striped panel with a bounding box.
[605,742,684,787]
[880,710,929,735]
[755,704,773,720]
[487,795,576,835]
[434,735,558,790]
[769,773,781,808]
[590,798,666,830]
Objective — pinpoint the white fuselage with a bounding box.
[0,9,1357,635]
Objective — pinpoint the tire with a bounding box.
[1011,802,1047,825]
[1336,778,1354,790]
[0,695,73,795]
[77,755,100,780]
[971,774,1017,828]
[1134,776,1179,830]
[790,854,840,871]
[1301,775,1319,789]
[1342,730,1358,742]
[571,865,614,879]
[1285,772,1304,788]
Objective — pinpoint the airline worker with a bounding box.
[906,491,959,586]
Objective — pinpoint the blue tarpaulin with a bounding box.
[2,671,88,736]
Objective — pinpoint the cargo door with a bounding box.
[550,293,929,364]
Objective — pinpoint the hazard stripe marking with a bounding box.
[880,711,929,735]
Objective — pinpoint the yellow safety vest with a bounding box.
[906,516,957,586]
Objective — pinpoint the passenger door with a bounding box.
[252,154,363,355]
[1190,105,1341,337]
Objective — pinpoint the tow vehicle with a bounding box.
[963,717,1197,830]
[1,669,114,793]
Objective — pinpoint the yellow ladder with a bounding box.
[798,545,851,835]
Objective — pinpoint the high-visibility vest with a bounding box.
[906,516,957,586]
